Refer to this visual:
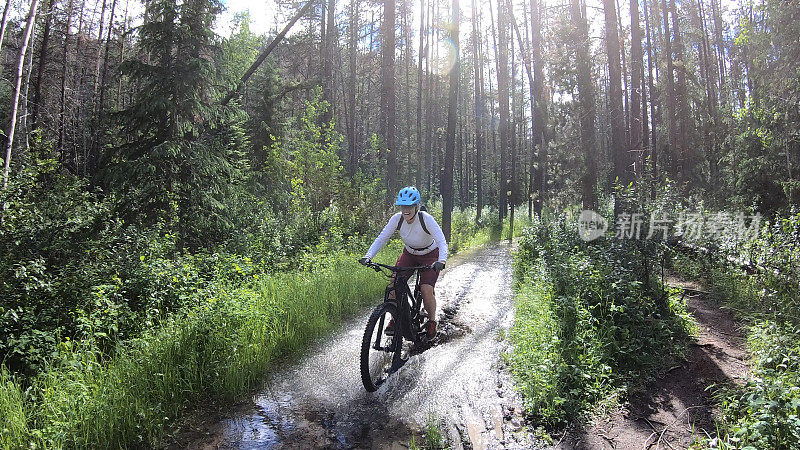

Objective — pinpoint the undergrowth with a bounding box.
[0,244,403,448]
[0,201,502,448]
[509,214,694,427]
[673,251,800,449]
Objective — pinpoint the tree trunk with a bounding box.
[709,0,727,107]
[321,0,335,125]
[347,0,358,174]
[0,0,11,60]
[670,0,691,183]
[630,0,644,177]
[472,0,484,221]
[31,0,55,130]
[605,0,629,190]
[442,0,459,241]
[531,0,546,216]
[382,0,397,201]
[4,0,41,189]
[58,0,76,163]
[21,13,38,151]
[424,0,434,195]
[93,0,108,100]
[697,0,719,183]
[117,0,130,109]
[403,0,412,183]
[98,0,118,114]
[644,0,658,195]
[573,0,597,209]
[416,0,425,187]
[616,0,630,140]
[493,0,510,222]
[660,0,678,177]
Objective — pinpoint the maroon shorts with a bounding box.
[396,247,440,287]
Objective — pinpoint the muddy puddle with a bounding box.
[174,241,537,449]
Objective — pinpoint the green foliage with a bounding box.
[0,150,126,377]
[713,322,800,449]
[106,0,249,249]
[509,216,694,426]
[420,416,448,450]
[1,245,401,448]
[671,216,800,448]
[0,369,28,449]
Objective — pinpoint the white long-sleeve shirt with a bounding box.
[365,211,449,262]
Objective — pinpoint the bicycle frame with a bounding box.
[366,262,429,343]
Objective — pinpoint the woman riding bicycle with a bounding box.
[359,186,448,339]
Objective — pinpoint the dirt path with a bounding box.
[168,241,537,449]
[556,273,749,450]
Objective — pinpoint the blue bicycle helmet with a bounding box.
[395,186,421,206]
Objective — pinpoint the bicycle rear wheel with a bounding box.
[360,302,402,392]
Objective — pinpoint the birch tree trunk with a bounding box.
[4,0,42,189]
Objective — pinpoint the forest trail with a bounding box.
[556,272,750,449]
[170,241,537,449]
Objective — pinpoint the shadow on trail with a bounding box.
[557,278,748,450]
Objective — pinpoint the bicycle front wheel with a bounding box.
[360,302,402,392]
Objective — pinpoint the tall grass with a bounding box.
[0,245,400,448]
[672,253,800,448]
[509,217,695,426]
[1,369,28,449]
[0,202,504,448]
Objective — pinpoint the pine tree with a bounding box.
[104,0,247,248]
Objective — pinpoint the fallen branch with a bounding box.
[221,0,317,106]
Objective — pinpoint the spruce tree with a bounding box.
[104,0,248,249]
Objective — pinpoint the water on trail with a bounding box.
[178,241,536,449]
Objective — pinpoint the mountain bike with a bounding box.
[359,261,432,392]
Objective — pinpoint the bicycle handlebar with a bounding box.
[362,261,430,274]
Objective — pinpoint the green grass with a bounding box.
[672,253,800,449]
[508,219,695,427]
[0,244,402,448]
[0,204,505,448]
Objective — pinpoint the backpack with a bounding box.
[396,205,430,235]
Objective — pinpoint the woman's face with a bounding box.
[400,205,417,223]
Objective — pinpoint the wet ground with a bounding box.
[173,241,538,449]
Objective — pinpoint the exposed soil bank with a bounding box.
[556,274,749,450]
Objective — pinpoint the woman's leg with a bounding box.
[420,283,436,321]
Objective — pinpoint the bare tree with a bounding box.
[572,0,598,209]
[381,0,397,201]
[4,0,42,189]
[442,0,460,241]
